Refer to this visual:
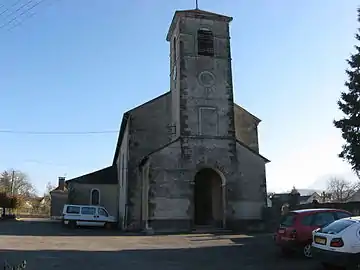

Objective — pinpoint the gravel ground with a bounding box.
[0,219,323,270]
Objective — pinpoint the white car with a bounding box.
[62,204,117,229]
[312,216,360,269]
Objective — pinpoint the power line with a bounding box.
[6,0,58,32]
[0,0,27,17]
[0,0,46,30]
[0,0,34,23]
[0,130,119,135]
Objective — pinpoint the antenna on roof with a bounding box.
[195,0,199,9]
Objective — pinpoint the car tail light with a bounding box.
[290,229,297,239]
[330,238,344,247]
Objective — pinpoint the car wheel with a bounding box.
[104,222,112,230]
[303,243,312,258]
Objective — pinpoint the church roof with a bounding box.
[112,92,270,165]
[166,9,233,41]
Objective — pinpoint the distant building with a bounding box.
[49,177,68,218]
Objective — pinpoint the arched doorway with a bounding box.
[193,168,223,227]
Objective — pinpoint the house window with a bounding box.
[198,29,214,56]
[90,189,100,205]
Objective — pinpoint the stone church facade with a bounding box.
[113,9,269,232]
[62,8,270,232]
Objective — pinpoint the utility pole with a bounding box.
[10,170,15,196]
[195,0,199,9]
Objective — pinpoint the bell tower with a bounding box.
[167,9,235,139]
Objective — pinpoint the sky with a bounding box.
[0,0,359,195]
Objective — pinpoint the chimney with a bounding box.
[58,177,66,191]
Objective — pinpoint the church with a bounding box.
[54,8,270,232]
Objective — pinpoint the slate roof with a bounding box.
[65,166,117,185]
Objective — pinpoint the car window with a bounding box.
[81,207,96,215]
[66,206,80,214]
[99,208,108,217]
[335,211,352,220]
[321,219,355,234]
[280,213,297,227]
[313,212,335,227]
[301,214,314,226]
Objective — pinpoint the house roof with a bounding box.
[65,166,117,185]
[50,186,68,193]
[166,9,233,41]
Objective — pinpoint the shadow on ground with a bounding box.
[0,219,270,237]
[0,246,320,270]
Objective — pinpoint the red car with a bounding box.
[274,208,352,258]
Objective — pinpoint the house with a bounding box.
[346,189,360,202]
[65,166,118,217]
[63,8,270,232]
[299,192,322,205]
[49,177,68,218]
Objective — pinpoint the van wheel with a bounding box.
[105,222,112,230]
[69,220,76,229]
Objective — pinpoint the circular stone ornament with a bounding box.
[198,71,216,87]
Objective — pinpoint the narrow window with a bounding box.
[90,189,100,205]
[173,37,177,64]
[122,153,125,187]
[198,29,214,56]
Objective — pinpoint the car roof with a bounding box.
[290,208,350,214]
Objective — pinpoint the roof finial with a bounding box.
[195,0,199,9]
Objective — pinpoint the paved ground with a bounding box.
[0,219,322,270]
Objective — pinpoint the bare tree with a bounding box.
[326,177,360,202]
[0,169,36,197]
[45,181,55,196]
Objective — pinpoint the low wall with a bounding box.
[293,201,360,215]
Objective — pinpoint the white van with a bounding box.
[62,204,117,229]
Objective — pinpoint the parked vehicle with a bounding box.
[312,217,360,269]
[274,208,352,258]
[62,204,117,229]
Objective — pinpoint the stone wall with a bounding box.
[228,142,267,222]
[234,105,260,152]
[127,94,173,229]
[116,117,130,229]
[50,191,68,217]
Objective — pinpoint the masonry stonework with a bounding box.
[113,9,270,232]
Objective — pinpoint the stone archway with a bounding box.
[193,168,224,228]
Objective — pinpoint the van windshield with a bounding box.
[280,213,297,227]
[321,219,355,234]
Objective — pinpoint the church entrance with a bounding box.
[193,168,223,227]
